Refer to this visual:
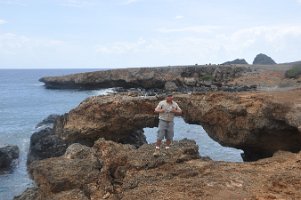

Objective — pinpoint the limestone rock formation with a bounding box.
[53,91,301,161]
[39,65,251,91]
[222,58,248,65]
[17,139,301,199]
[253,53,276,65]
[53,95,159,144]
[0,145,19,171]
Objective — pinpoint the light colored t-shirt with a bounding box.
[155,100,181,122]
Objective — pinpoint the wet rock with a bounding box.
[0,145,19,171]
[27,127,67,165]
[35,114,60,129]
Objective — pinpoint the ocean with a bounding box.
[0,69,242,200]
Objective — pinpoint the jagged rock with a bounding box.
[14,188,40,200]
[118,129,147,148]
[27,127,67,165]
[19,139,301,199]
[28,154,102,196]
[53,91,301,161]
[222,58,248,65]
[253,53,276,65]
[0,145,19,171]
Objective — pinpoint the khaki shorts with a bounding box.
[157,119,174,140]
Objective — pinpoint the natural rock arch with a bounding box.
[53,92,301,161]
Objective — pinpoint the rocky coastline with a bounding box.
[39,65,255,92]
[16,64,301,199]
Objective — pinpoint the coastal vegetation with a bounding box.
[285,63,301,79]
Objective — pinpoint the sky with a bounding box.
[0,0,301,68]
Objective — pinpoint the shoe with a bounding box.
[153,148,160,157]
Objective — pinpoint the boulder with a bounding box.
[0,145,19,171]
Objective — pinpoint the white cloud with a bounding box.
[59,0,96,8]
[96,38,146,54]
[175,15,184,20]
[157,25,221,33]
[95,24,301,65]
[0,33,65,55]
[0,19,7,25]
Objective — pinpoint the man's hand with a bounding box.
[154,108,165,113]
[171,109,182,115]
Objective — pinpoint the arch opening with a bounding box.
[143,117,243,162]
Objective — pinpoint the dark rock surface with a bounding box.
[27,127,67,165]
[35,114,60,129]
[0,145,19,171]
[253,53,276,65]
[222,58,248,65]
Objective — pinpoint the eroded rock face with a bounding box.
[0,145,19,171]
[54,95,159,144]
[17,139,301,200]
[177,91,301,161]
[39,65,251,90]
[54,91,301,161]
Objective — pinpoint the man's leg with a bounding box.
[154,120,166,156]
[165,121,174,149]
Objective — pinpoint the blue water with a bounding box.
[0,69,113,200]
[0,69,243,200]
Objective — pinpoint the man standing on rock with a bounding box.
[153,94,182,156]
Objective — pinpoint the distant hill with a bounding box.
[253,53,276,65]
[280,60,301,65]
[222,59,248,65]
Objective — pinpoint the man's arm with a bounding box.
[154,103,165,113]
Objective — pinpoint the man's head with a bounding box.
[166,93,173,102]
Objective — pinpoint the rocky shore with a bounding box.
[16,64,301,199]
[15,88,301,199]
[16,138,301,200]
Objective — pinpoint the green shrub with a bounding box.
[285,64,301,79]
[200,74,213,81]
